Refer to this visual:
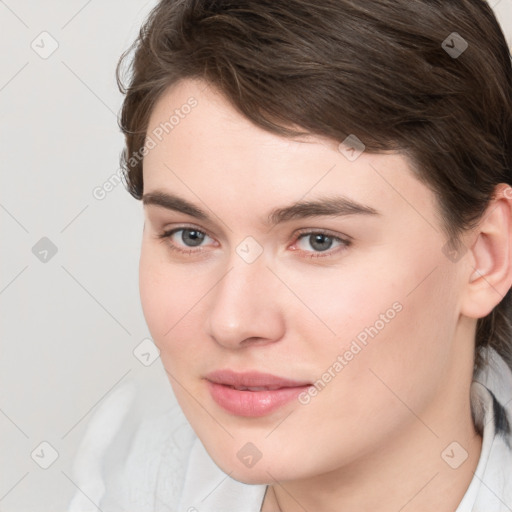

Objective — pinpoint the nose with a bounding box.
[205,258,286,349]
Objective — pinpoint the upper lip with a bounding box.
[204,370,311,390]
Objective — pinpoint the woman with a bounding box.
[69,0,512,510]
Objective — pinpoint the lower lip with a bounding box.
[206,381,311,417]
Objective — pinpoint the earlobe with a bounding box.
[460,184,512,319]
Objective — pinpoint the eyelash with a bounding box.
[156,225,352,259]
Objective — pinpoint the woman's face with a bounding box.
[139,78,470,484]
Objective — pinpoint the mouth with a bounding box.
[204,370,312,417]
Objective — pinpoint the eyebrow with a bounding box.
[142,190,379,226]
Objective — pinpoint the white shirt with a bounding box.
[68,347,512,512]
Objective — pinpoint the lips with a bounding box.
[204,370,312,417]
[205,370,310,388]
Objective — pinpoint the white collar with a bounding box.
[178,438,266,511]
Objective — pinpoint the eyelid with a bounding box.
[292,227,352,241]
[156,222,215,240]
[148,211,221,236]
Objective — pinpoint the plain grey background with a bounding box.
[1,1,511,510]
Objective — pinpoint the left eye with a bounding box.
[295,233,345,253]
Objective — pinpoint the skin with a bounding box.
[139,78,512,512]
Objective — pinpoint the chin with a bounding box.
[207,446,300,485]
[229,469,273,485]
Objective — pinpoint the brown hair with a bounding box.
[116,0,512,375]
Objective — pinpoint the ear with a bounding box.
[460,183,512,319]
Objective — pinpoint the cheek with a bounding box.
[138,240,212,369]
[269,255,403,357]
[289,250,460,402]
[139,242,166,339]
[138,241,188,347]
[138,244,211,424]
[322,264,460,426]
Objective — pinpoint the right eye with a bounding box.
[157,226,217,254]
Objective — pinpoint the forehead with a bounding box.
[142,79,440,232]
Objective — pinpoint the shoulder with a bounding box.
[67,376,197,512]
